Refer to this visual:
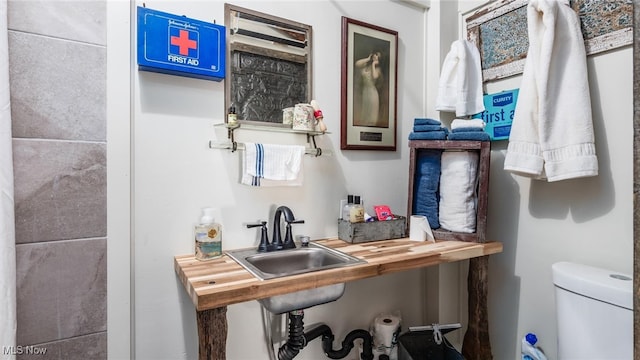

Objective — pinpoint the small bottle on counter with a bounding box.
[342,194,354,221]
[227,106,237,126]
[350,196,365,223]
[195,208,222,261]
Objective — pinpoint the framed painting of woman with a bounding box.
[341,17,398,151]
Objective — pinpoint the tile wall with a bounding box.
[8,1,107,358]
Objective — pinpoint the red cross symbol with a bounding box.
[171,29,197,56]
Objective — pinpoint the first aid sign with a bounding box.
[137,7,225,81]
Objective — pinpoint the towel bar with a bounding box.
[209,141,331,157]
[210,123,331,157]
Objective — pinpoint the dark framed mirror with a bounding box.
[224,4,313,127]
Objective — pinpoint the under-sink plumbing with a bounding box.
[277,309,386,360]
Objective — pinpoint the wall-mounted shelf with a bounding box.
[210,123,331,157]
[407,140,490,242]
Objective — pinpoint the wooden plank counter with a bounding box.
[175,237,502,311]
[175,237,502,360]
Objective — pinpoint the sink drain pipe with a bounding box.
[277,310,377,360]
[277,310,306,360]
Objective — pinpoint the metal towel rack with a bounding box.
[209,140,330,157]
[209,123,331,157]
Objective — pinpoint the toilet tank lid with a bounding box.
[552,262,633,310]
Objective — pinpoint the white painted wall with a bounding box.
[107,1,633,359]
[455,1,633,359]
[129,1,429,359]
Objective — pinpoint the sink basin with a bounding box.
[226,242,365,313]
[226,241,365,280]
[258,283,346,314]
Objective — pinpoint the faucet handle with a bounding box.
[246,221,267,228]
[246,221,270,252]
[282,219,305,249]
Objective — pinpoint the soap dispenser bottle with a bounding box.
[195,207,222,261]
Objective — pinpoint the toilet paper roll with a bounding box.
[410,215,435,242]
[372,313,401,354]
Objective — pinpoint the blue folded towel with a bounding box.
[413,124,445,132]
[415,149,443,176]
[448,131,490,141]
[451,127,485,133]
[415,193,440,228]
[413,150,441,229]
[409,131,448,140]
[414,118,442,126]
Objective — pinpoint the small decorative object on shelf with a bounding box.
[292,103,317,131]
[311,100,327,132]
[227,106,237,125]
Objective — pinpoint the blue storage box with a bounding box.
[137,6,225,81]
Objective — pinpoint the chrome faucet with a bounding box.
[272,206,304,251]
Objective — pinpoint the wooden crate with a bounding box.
[338,216,407,243]
[407,140,490,243]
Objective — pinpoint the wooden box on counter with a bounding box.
[407,140,490,243]
[338,216,407,243]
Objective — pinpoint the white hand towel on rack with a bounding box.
[504,0,597,182]
[242,143,305,187]
[435,39,485,117]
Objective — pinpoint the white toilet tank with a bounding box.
[552,261,633,360]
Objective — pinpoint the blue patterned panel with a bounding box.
[572,0,633,40]
[474,0,632,72]
[478,6,528,70]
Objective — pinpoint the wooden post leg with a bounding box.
[196,306,228,360]
[462,256,492,360]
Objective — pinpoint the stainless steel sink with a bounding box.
[226,242,365,313]
[226,241,365,280]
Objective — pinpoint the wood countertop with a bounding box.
[174,238,503,311]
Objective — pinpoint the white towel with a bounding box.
[504,0,597,182]
[439,151,479,233]
[242,143,305,187]
[435,40,485,117]
[451,118,486,130]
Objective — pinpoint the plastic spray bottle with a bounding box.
[521,333,548,360]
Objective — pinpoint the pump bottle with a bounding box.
[195,208,222,261]
[342,195,354,221]
[349,196,365,223]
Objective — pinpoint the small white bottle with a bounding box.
[342,195,354,221]
[195,208,222,261]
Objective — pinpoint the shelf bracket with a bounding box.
[227,125,239,152]
[307,133,322,157]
